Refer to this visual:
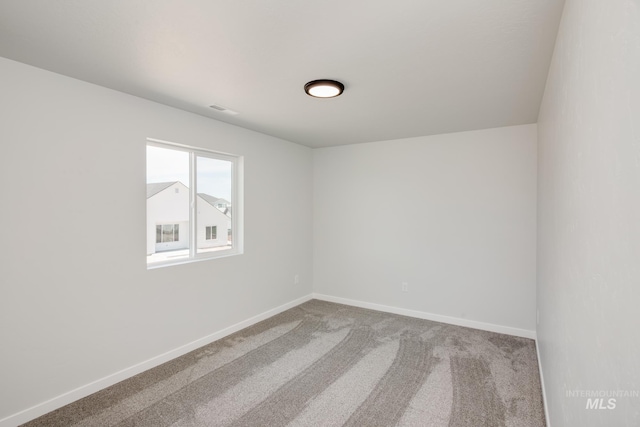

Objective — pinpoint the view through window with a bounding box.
[146,141,240,266]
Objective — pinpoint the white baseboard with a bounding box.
[2,293,538,427]
[0,294,313,427]
[535,338,551,427]
[312,293,537,340]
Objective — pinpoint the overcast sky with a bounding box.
[146,145,232,201]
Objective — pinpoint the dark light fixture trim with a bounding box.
[304,79,345,98]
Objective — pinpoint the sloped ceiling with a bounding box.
[0,0,565,147]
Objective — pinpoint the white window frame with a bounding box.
[147,138,243,268]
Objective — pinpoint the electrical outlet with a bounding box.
[294,274,299,285]
[401,282,408,292]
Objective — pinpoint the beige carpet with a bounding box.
[22,300,546,426]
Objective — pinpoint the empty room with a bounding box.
[0,1,637,426]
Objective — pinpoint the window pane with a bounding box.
[196,156,232,254]
[162,224,173,242]
[147,146,189,264]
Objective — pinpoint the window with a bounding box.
[205,226,217,240]
[157,224,179,243]
[146,139,242,267]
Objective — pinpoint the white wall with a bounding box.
[313,124,537,332]
[537,0,640,425]
[0,57,313,422]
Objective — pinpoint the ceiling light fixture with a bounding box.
[304,79,344,98]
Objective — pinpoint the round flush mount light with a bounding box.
[304,79,344,98]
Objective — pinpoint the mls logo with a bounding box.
[586,398,616,410]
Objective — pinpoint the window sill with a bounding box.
[146,249,242,270]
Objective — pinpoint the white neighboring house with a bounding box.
[146,181,231,256]
[196,193,232,250]
[212,198,231,214]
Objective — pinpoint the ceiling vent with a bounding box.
[209,104,239,115]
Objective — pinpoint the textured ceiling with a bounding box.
[0,0,565,148]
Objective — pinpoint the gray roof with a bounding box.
[198,193,231,218]
[197,193,219,207]
[146,181,177,199]
[148,185,230,217]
